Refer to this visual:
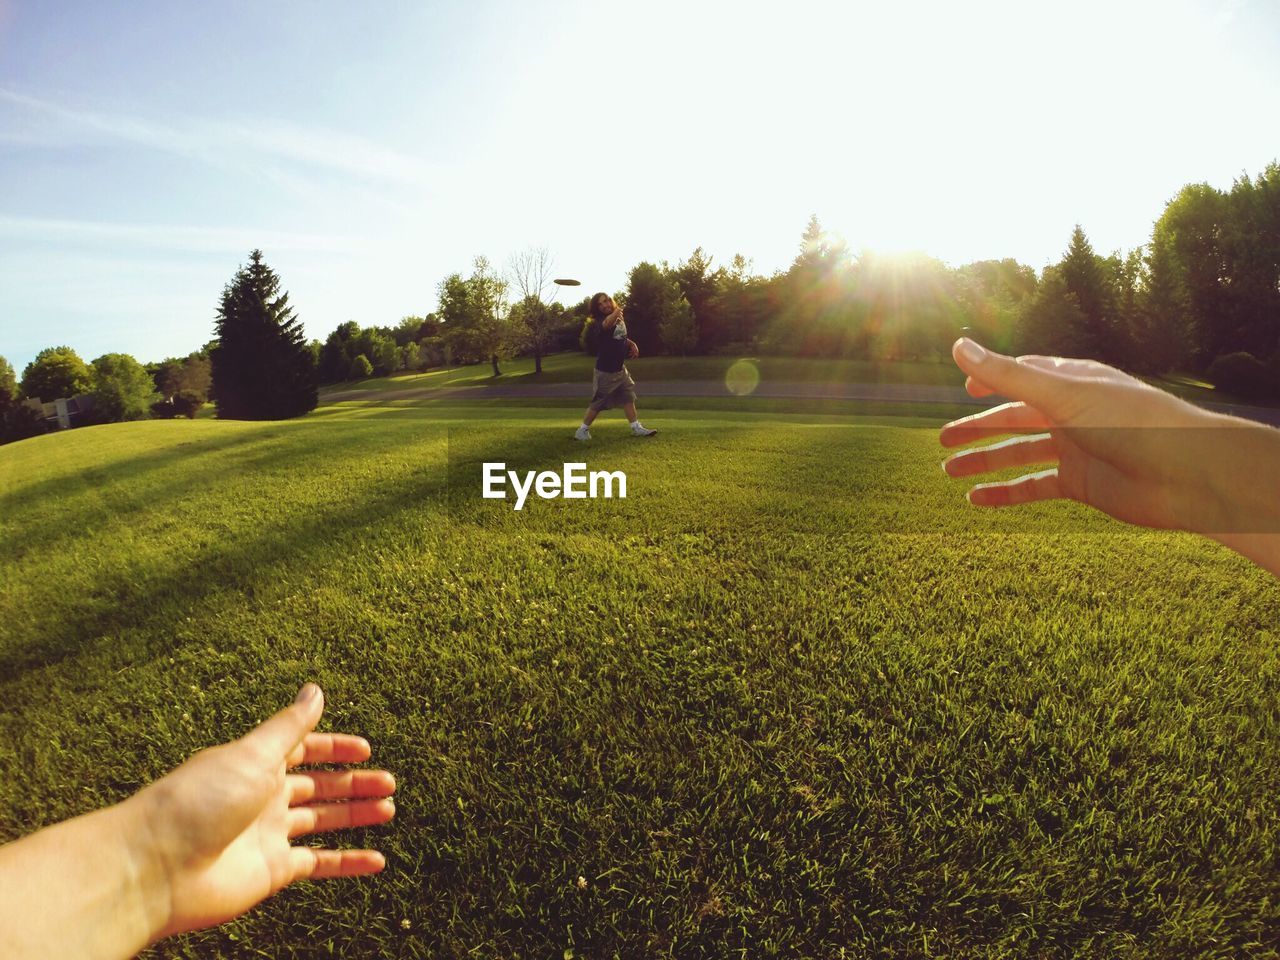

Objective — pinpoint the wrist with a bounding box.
[112,789,175,945]
[1191,412,1280,537]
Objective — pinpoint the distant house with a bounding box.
[23,393,95,430]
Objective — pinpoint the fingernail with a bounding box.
[956,338,987,366]
[295,683,321,705]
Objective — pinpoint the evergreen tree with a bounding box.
[1137,236,1191,374]
[767,216,852,356]
[1015,269,1090,357]
[210,250,317,419]
[1058,225,1115,362]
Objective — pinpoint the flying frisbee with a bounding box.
[553,278,581,286]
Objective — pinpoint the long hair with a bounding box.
[588,292,612,322]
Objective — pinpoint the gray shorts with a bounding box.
[588,367,636,412]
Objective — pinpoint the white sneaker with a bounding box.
[574,425,591,441]
[630,423,657,437]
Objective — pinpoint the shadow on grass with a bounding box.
[0,426,274,519]
[0,423,403,568]
[0,424,597,684]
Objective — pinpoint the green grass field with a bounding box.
[317,351,1246,409]
[3,393,1280,957]
[316,353,974,399]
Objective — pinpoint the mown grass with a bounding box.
[2,400,1279,958]
[319,351,1249,409]
[318,353,968,395]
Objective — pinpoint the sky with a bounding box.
[2,0,1278,373]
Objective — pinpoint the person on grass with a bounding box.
[575,292,657,441]
[0,684,395,960]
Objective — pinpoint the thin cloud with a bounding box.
[0,214,362,254]
[0,87,433,187]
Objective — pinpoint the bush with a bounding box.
[172,391,205,418]
[1206,351,1277,402]
[349,354,374,380]
[150,399,177,419]
[0,403,50,444]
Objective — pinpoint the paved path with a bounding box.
[323,378,1280,427]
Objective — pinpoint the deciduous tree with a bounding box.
[0,355,16,410]
[508,246,556,374]
[91,353,158,422]
[20,346,93,402]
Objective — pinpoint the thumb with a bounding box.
[952,338,1072,418]
[242,683,324,761]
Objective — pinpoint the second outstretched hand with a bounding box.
[134,682,396,940]
[0,683,396,960]
[940,337,1280,578]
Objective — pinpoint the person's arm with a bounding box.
[603,308,621,331]
[0,801,163,960]
[941,338,1280,579]
[626,339,639,359]
[0,684,395,959]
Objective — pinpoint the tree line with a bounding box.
[385,162,1277,398]
[2,161,1276,441]
[0,345,213,443]
[606,162,1278,401]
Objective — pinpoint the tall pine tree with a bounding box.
[1058,225,1115,362]
[211,250,317,419]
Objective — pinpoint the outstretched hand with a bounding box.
[128,684,396,941]
[939,338,1241,532]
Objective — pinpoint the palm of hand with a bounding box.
[150,746,296,937]
[134,690,396,941]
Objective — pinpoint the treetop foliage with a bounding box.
[90,352,158,423]
[20,346,94,403]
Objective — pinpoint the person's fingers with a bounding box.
[943,433,1057,478]
[965,376,998,398]
[967,468,1064,507]
[940,402,1054,448]
[951,339,1076,419]
[288,847,387,882]
[240,684,324,764]
[1018,354,1132,384]
[287,770,397,805]
[286,732,372,768]
[287,798,396,838]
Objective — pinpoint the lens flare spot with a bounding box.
[725,359,760,397]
